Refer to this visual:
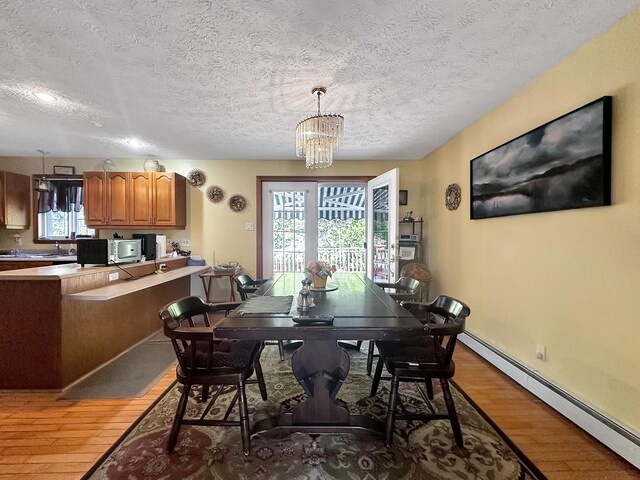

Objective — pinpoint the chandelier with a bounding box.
[295,86,344,169]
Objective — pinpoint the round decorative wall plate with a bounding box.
[445,183,461,210]
[187,169,207,187]
[206,185,224,203]
[229,194,247,212]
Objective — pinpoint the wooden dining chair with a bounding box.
[234,274,269,300]
[235,274,286,361]
[365,277,423,374]
[375,276,422,302]
[370,295,470,447]
[159,296,268,456]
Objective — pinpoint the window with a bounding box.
[33,176,95,242]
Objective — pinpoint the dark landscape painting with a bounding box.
[471,97,611,219]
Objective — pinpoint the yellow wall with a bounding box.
[421,10,640,434]
[0,157,423,278]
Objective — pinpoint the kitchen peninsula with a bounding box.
[0,257,208,389]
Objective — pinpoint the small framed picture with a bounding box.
[53,165,75,175]
[399,190,408,205]
[399,246,415,260]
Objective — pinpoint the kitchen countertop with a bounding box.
[0,255,77,262]
[66,265,210,301]
[0,257,180,280]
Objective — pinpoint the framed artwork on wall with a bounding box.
[470,96,612,219]
[53,165,75,175]
[399,246,415,260]
[399,190,408,205]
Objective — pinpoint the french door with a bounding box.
[261,173,397,281]
[262,182,317,278]
[366,169,399,283]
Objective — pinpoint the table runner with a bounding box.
[236,295,293,316]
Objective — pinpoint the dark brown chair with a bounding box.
[370,295,470,447]
[159,296,268,456]
[375,276,422,302]
[235,274,285,361]
[365,277,423,374]
[234,274,268,300]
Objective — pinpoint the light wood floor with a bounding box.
[0,343,637,480]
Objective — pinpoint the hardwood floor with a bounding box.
[0,343,636,479]
[453,345,638,480]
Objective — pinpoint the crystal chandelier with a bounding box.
[295,86,344,169]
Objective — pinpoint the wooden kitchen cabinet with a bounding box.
[107,172,130,225]
[0,171,31,229]
[129,172,154,225]
[83,171,106,225]
[153,172,185,227]
[84,171,186,229]
[83,171,130,225]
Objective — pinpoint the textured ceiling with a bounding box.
[0,1,638,161]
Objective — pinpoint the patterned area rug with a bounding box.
[83,343,546,479]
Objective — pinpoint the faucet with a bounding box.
[54,242,61,255]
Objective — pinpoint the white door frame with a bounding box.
[366,168,399,281]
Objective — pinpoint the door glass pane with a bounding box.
[272,190,306,273]
[317,184,366,273]
[372,185,390,282]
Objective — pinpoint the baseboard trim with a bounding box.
[459,332,640,469]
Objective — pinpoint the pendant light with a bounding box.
[295,86,344,169]
[34,149,52,192]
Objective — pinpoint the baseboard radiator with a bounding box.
[459,332,640,469]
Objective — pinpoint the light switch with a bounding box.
[245,222,254,231]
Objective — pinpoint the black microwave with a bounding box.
[77,239,142,267]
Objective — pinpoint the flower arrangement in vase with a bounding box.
[306,260,337,288]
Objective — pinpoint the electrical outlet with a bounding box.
[180,239,190,247]
[535,344,546,360]
[245,222,254,231]
[108,272,119,282]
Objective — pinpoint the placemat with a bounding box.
[236,295,294,316]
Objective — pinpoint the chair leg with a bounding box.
[385,375,400,447]
[370,357,384,396]
[366,341,375,375]
[201,385,209,403]
[355,340,363,350]
[425,379,434,400]
[278,340,285,361]
[237,380,251,456]
[440,378,463,448]
[167,384,191,453]
[254,360,268,401]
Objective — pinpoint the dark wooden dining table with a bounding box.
[214,272,424,436]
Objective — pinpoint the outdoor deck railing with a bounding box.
[273,247,366,273]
